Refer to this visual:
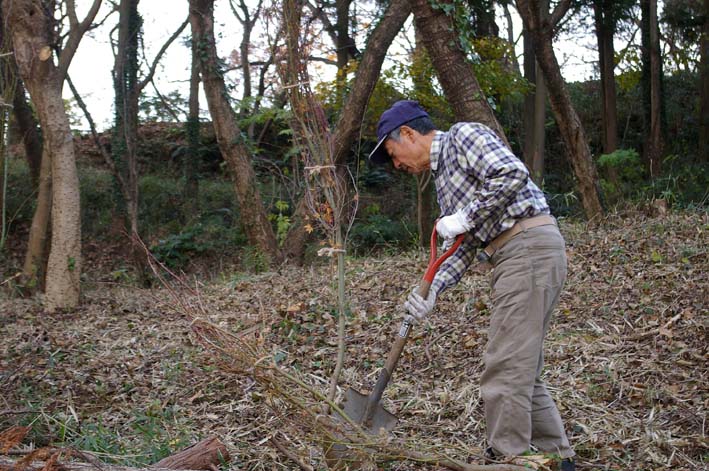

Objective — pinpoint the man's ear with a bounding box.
[399,125,416,141]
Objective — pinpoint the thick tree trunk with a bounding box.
[517,0,603,220]
[7,0,99,310]
[594,0,618,154]
[412,0,509,147]
[190,0,280,263]
[281,0,411,263]
[701,0,709,162]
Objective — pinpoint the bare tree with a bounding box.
[516,0,603,220]
[229,0,263,121]
[280,0,358,406]
[189,0,281,263]
[281,0,411,263]
[111,0,187,282]
[5,0,102,310]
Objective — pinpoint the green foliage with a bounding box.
[349,210,410,255]
[2,158,35,225]
[267,200,291,246]
[139,90,186,122]
[597,149,646,203]
[79,166,116,235]
[241,245,269,273]
[139,175,183,234]
[643,159,709,208]
[150,226,207,268]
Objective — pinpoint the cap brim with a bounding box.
[368,134,390,164]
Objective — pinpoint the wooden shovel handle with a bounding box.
[362,228,463,423]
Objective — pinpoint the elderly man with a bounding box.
[369,100,575,470]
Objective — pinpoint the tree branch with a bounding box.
[58,0,102,79]
[137,17,189,92]
[549,0,571,27]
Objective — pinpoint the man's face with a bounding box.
[384,127,430,174]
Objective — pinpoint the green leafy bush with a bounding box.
[597,149,646,203]
[350,212,410,255]
[150,226,207,268]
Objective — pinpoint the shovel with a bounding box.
[325,227,464,469]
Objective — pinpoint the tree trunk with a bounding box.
[189,0,280,263]
[523,19,546,185]
[641,0,664,176]
[12,78,42,186]
[594,0,618,154]
[412,0,509,147]
[701,0,709,162]
[184,32,201,215]
[7,0,100,310]
[21,146,51,290]
[335,0,353,102]
[516,0,603,221]
[113,0,146,281]
[413,26,433,247]
[281,0,411,263]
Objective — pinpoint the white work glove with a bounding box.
[404,287,436,324]
[436,210,471,239]
[441,237,455,252]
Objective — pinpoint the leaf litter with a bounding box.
[1,210,707,470]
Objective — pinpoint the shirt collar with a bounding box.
[429,131,444,174]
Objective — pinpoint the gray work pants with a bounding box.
[480,224,574,459]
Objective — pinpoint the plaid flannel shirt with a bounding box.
[429,123,550,296]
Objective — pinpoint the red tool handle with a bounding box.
[362,226,465,425]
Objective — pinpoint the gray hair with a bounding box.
[388,116,437,142]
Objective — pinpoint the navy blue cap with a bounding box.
[368,100,430,164]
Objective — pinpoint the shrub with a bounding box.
[597,149,646,204]
[79,166,116,236]
[349,212,410,255]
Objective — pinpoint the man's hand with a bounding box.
[441,237,455,252]
[436,210,470,239]
[404,287,436,323]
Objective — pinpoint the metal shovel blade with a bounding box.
[323,388,398,470]
[342,387,398,434]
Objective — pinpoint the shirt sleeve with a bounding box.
[430,232,478,297]
[452,125,530,236]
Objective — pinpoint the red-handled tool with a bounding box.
[325,227,464,469]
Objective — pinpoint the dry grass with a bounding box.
[1,209,706,470]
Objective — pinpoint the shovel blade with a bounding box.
[342,387,398,434]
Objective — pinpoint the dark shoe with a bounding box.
[560,458,575,471]
[483,447,502,464]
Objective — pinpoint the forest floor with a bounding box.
[1,209,707,470]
